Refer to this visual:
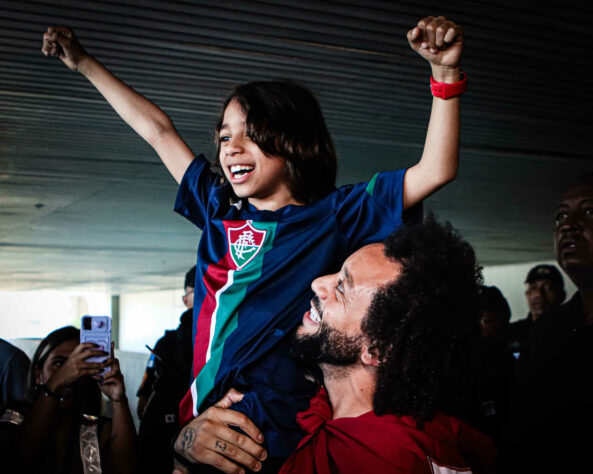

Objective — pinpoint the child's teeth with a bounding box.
[231,165,254,175]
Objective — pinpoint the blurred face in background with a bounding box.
[35,339,98,410]
[36,339,78,386]
[554,181,593,287]
[525,279,565,320]
[480,310,508,341]
[182,286,194,309]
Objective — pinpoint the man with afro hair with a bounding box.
[281,216,496,473]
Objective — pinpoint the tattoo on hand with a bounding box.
[180,427,196,451]
[215,440,227,452]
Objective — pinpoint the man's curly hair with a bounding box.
[361,215,483,425]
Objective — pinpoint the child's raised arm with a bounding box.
[402,16,464,209]
[42,27,194,184]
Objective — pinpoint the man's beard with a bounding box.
[290,322,363,368]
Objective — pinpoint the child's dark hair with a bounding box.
[215,80,337,204]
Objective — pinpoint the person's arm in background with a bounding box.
[136,343,161,419]
[99,343,137,474]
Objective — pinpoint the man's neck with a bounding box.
[321,364,376,420]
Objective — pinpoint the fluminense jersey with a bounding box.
[175,155,415,456]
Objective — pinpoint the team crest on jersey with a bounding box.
[227,221,267,270]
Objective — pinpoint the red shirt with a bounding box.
[280,388,496,474]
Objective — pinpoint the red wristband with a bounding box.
[430,72,468,99]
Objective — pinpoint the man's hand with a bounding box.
[42,26,90,72]
[173,390,267,474]
[407,16,463,82]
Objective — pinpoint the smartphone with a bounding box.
[80,315,111,374]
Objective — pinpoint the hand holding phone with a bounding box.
[80,315,111,375]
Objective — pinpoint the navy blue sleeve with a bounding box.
[173,154,219,229]
[336,168,410,248]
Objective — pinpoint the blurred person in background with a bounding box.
[16,326,137,474]
[0,338,31,472]
[137,265,195,473]
[475,286,514,447]
[0,338,30,406]
[503,172,593,472]
[507,264,565,357]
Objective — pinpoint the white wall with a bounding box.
[119,289,186,353]
[0,288,185,351]
[482,261,576,322]
[0,290,111,339]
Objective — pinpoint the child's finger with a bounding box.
[407,26,420,43]
[415,17,432,50]
[43,27,72,56]
[53,28,73,50]
[444,25,463,45]
[426,20,437,50]
[41,38,57,56]
[436,21,455,48]
[435,24,446,48]
[44,33,61,55]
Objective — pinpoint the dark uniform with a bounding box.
[137,308,193,473]
[502,293,593,472]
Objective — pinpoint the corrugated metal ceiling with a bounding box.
[0,0,591,292]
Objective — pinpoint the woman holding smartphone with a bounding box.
[17,326,137,474]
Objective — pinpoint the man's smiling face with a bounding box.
[294,243,401,365]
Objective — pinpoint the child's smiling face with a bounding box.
[219,100,301,211]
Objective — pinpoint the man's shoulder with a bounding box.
[508,316,532,338]
[330,412,489,471]
[510,317,531,329]
[0,339,29,365]
[533,293,582,335]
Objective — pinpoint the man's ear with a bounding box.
[361,343,381,367]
